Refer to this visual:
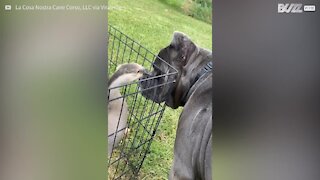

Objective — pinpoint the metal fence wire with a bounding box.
[107,25,178,179]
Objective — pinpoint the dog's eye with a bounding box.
[178,54,186,61]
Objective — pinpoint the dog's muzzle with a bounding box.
[139,71,165,103]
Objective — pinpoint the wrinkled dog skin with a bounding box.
[140,32,212,180]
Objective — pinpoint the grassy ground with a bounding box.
[108,0,212,179]
[159,0,212,24]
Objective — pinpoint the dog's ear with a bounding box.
[171,31,196,62]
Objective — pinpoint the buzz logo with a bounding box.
[278,3,316,13]
[278,3,303,13]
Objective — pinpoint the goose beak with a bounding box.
[142,68,149,75]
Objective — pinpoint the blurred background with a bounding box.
[214,0,320,180]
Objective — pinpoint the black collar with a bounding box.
[182,61,213,105]
[194,61,213,82]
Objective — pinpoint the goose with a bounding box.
[108,63,146,157]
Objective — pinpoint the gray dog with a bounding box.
[140,32,212,180]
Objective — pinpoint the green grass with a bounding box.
[159,0,212,24]
[158,0,185,11]
[108,0,211,179]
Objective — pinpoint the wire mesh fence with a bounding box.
[107,25,177,179]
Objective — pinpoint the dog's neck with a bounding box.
[182,60,213,104]
[193,61,213,85]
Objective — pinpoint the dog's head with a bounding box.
[139,32,199,109]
